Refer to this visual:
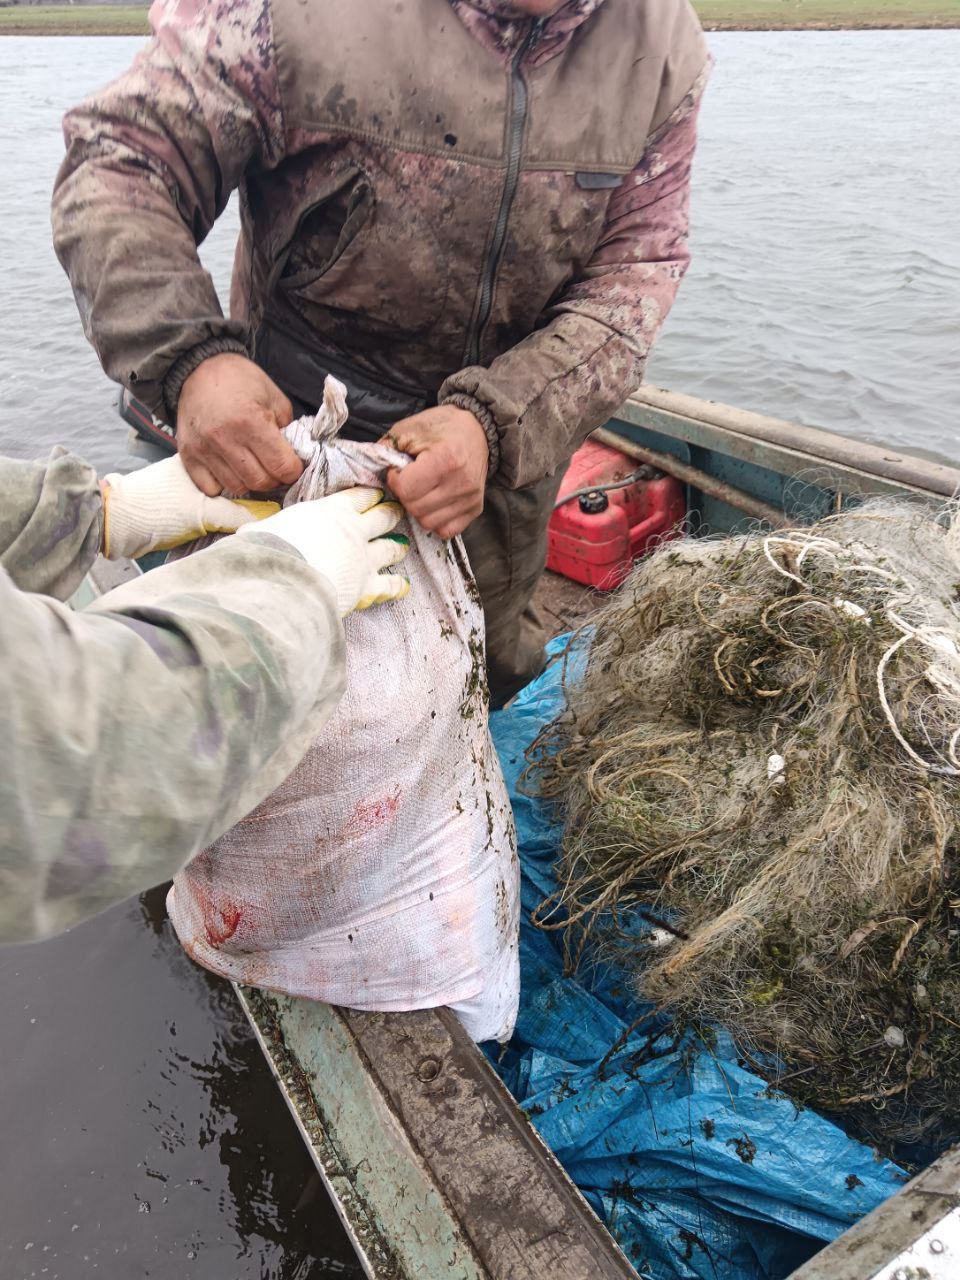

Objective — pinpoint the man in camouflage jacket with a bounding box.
[53,0,710,702]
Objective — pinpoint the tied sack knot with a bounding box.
[282,376,350,503]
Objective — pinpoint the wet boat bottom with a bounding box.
[0,885,362,1279]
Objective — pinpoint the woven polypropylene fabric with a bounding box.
[168,379,520,1042]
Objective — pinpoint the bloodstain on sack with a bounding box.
[187,854,248,946]
[348,787,402,836]
[167,379,520,1043]
[203,900,243,947]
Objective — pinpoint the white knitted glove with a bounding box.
[238,487,410,616]
[101,455,279,559]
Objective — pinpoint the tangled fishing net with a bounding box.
[528,503,960,1160]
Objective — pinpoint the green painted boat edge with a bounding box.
[618,386,960,534]
[627,385,960,498]
[235,986,638,1280]
[234,987,468,1280]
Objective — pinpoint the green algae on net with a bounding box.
[527,502,960,1164]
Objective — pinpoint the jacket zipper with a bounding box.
[463,18,543,369]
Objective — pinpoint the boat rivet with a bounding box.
[416,1056,442,1082]
[929,1240,945,1255]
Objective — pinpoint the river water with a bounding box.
[1,30,958,472]
[1,27,959,1280]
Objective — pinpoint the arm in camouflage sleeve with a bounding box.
[51,0,284,421]
[0,449,103,600]
[0,533,345,944]
[439,64,709,490]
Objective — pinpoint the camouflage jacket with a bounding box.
[53,0,709,489]
[0,450,344,943]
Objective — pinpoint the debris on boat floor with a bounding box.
[527,502,960,1162]
[533,570,604,637]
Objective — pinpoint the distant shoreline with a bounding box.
[0,2,958,37]
[704,20,960,28]
[695,0,960,30]
[0,5,150,35]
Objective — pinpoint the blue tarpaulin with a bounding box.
[487,637,907,1280]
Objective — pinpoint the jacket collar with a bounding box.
[449,0,605,66]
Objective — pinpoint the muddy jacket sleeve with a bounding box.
[0,461,345,944]
[51,0,285,421]
[440,65,710,490]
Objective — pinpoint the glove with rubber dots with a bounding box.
[101,454,278,559]
[238,487,410,617]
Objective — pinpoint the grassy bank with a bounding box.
[0,5,149,36]
[696,0,960,29]
[0,0,958,35]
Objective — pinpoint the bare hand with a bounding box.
[386,406,488,539]
[176,353,304,496]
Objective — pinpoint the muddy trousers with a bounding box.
[261,325,565,707]
[461,469,565,708]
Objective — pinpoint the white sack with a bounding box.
[167,378,520,1043]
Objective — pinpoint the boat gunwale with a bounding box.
[234,987,639,1280]
[627,386,960,500]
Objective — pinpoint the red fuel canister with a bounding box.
[547,439,686,589]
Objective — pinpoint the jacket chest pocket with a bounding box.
[504,170,624,289]
[271,164,447,340]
